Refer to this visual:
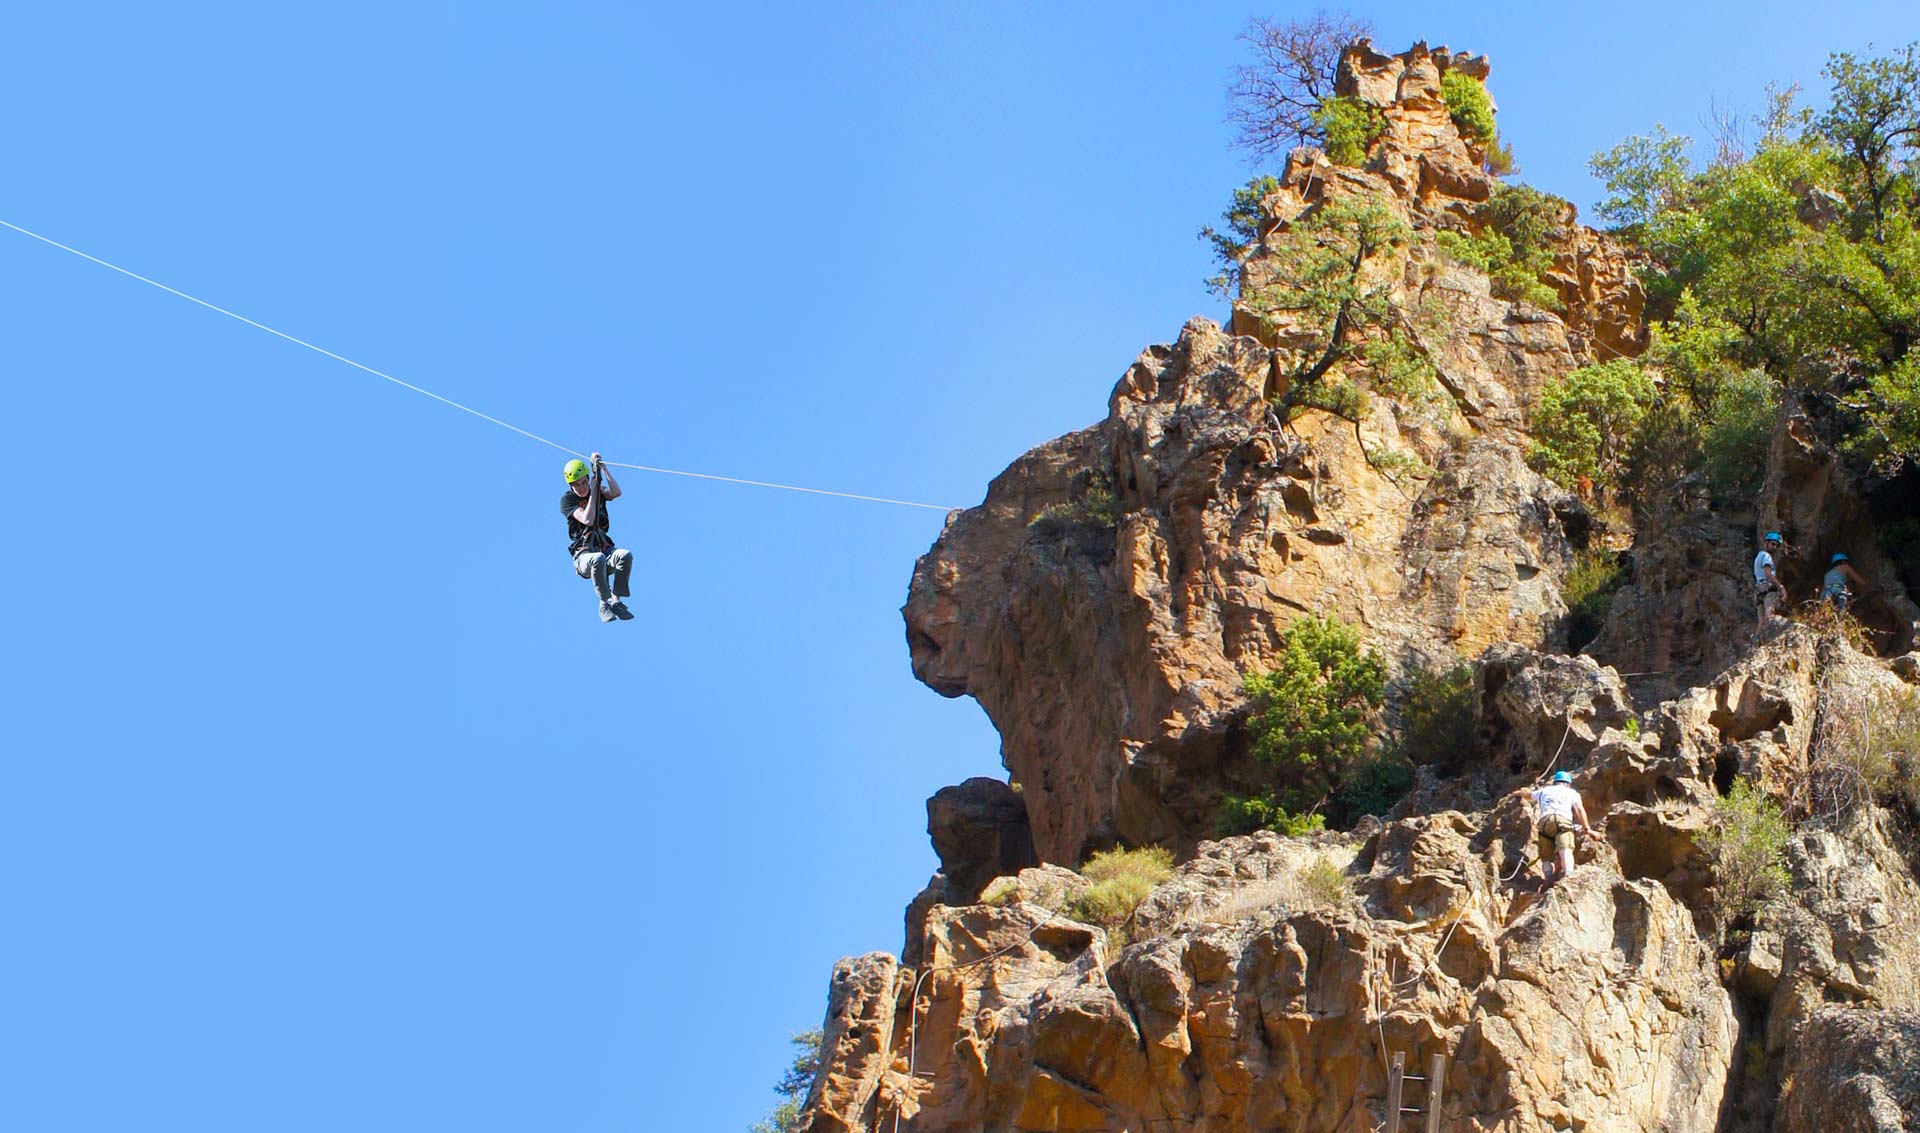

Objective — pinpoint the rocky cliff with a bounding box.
[905,42,1652,865]
[803,41,1920,1133]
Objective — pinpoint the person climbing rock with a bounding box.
[562,453,634,623]
[1822,552,1869,614]
[1530,771,1592,887]
[1754,531,1786,632]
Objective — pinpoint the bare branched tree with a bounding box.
[1703,95,1748,166]
[1226,10,1375,163]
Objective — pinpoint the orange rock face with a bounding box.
[807,39,1920,1133]
[904,43,1659,864]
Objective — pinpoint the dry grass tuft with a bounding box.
[1189,852,1356,928]
[1068,847,1175,933]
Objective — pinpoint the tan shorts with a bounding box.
[1537,817,1575,856]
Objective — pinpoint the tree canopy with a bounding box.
[1589,42,1920,472]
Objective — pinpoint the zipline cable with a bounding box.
[601,459,956,511]
[0,217,961,513]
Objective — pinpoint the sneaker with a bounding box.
[608,599,634,620]
[598,600,618,623]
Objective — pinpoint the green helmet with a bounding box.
[563,459,590,484]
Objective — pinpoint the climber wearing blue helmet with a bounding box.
[1753,531,1786,633]
[1529,770,1593,887]
[1822,552,1868,615]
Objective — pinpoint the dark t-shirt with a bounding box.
[562,488,613,555]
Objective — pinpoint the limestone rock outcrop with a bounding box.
[927,778,1039,902]
[903,42,1653,864]
[807,827,1736,1133]
[1776,1006,1920,1133]
[811,37,1920,1133]
[1305,40,1646,360]
[811,622,1920,1132]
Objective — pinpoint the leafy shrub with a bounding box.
[1296,854,1353,907]
[1200,174,1282,298]
[1526,359,1660,495]
[1702,369,1778,504]
[1701,779,1793,917]
[1441,71,1497,146]
[1434,228,1500,273]
[1399,664,1476,768]
[1313,95,1386,165]
[1587,123,1694,234]
[1647,290,1740,408]
[1232,616,1393,830]
[1479,183,1563,255]
[1028,468,1118,530]
[1333,750,1416,819]
[1563,550,1625,653]
[1217,792,1327,836]
[1245,616,1387,775]
[1622,398,1704,517]
[1587,46,1920,469]
[1068,846,1175,930]
[1843,352,1920,474]
[1434,184,1567,310]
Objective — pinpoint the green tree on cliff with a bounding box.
[1245,196,1430,423]
[1222,616,1386,834]
[1589,42,1920,472]
[1200,174,1282,299]
[1526,359,1659,495]
[749,1030,822,1133]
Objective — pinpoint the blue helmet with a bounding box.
[1764,531,1782,544]
[1552,771,1574,784]
[1832,552,1849,564]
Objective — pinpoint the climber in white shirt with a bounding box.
[1530,771,1593,886]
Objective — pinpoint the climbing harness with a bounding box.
[0,218,960,513]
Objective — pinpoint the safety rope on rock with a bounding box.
[889,905,1075,1133]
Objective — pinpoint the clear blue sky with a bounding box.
[2,3,1913,1130]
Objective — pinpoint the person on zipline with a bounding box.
[563,453,633,623]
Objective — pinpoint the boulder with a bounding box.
[926,778,1037,901]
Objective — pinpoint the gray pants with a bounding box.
[574,548,633,602]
